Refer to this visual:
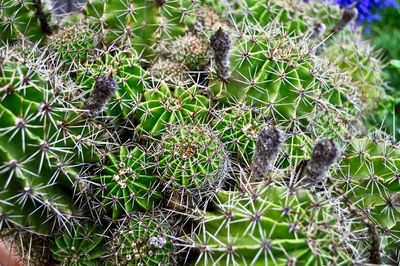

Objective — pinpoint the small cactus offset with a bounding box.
[1,0,399,265]
[109,213,178,265]
[50,225,106,265]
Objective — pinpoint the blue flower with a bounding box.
[335,0,398,23]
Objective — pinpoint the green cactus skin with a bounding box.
[207,26,360,132]
[93,145,162,220]
[136,83,210,136]
[213,105,268,164]
[191,184,352,266]
[51,225,106,266]
[77,51,145,126]
[0,50,105,234]
[323,33,384,110]
[110,213,177,266]
[333,135,400,263]
[70,0,196,58]
[154,124,227,208]
[48,23,99,69]
[0,0,53,45]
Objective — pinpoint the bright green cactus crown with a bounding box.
[1,0,399,265]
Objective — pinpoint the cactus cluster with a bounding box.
[1,0,399,265]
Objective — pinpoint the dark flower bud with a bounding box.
[210,27,232,79]
[251,125,284,182]
[332,5,358,34]
[300,139,339,188]
[85,74,118,117]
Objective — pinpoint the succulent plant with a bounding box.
[0,46,106,234]
[109,213,177,265]
[77,51,145,126]
[51,225,106,266]
[67,0,196,58]
[135,83,210,136]
[92,145,161,220]
[155,124,227,208]
[47,23,99,69]
[323,32,384,110]
[1,0,399,265]
[0,0,53,44]
[190,185,352,266]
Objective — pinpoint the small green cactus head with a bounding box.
[78,51,145,123]
[214,105,269,164]
[156,124,227,190]
[92,145,162,220]
[50,225,106,266]
[48,23,99,68]
[111,213,177,265]
[323,33,384,110]
[136,83,210,136]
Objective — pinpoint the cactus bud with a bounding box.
[332,5,358,34]
[85,74,118,117]
[310,22,326,38]
[34,0,53,35]
[300,139,339,188]
[250,125,284,182]
[210,27,232,79]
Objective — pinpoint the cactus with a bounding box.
[332,134,400,263]
[109,213,177,265]
[213,105,269,164]
[190,184,353,266]
[136,83,210,136]
[322,32,384,110]
[92,145,161,220]
[0,47,106,233]
[0,0,53,45]
[206,23,363,134]
[50,225,106,265]
[47,23,99,69]
[77,51,145,125]
[66,0,196,58]
[154,124,227,208]
[1,0,399,264]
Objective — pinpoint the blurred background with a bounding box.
[48,0,400,139]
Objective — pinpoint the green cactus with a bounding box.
[77,51,145,125]
[47,23,99,69]
[136,83,210,136]
[154,124,227,208]
[206,25,361,133]
[0,48,105,234]
[67,0,196,58]
[92,145,162,220]
[1,0,398,264]
[0,0,53,45]
[110,213,177,265]
[190,184,352,266]
[332,134,400,263]
[323,33,384,110]
[213,105,268,164]
[149,33,211,85]
[51,225,106,266]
